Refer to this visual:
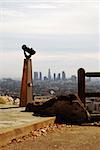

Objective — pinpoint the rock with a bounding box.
[41,129,46,133]
[0,96,13,105]
[26,94,90,123]
[14,98,20,105]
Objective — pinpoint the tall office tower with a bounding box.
[48,68,51,80]
[39,72,42,80]
[71,75,76,83]
[54,73,56,81]
[57,73,61,80]
[34,72,38,80]
[62,71,66,80]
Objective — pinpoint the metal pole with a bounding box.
[20,59,33,107]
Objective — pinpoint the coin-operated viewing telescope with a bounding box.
[20,45,36,107]
[22,44,36,59]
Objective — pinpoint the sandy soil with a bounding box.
[1,125,100,150]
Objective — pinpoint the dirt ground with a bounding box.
[1,125,100,150]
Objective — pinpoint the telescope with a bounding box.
[22,45,36,59]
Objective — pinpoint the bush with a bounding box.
[0,96,13,105]
[0,97,6,104]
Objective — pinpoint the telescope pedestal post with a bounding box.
[20,59,33,107]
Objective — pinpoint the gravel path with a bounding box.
[1,125,100,150]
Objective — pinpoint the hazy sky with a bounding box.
[0,0,100,78]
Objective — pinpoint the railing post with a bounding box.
[78,68,86,106]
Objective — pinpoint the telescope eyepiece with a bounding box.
[22,45,27,51]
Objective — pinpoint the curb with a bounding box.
[0,117,55,147]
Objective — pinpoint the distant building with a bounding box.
[34,72,38,80]
[44,76,48,81]
[71,75,76,83]
[53,73,56,81]
[62,71,66,80]
[88,77,91,82]
[57,73,61,80]
[48,69,51,80]
[39,72,42,81]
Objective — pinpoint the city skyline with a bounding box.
[0,68,76,80]
[34,69,64,80]
[0,0,100,78]
[33,68,76,81]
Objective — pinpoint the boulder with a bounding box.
[0,96,13,105]
[26,94,90,123]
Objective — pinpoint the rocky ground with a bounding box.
[1,124,100,150]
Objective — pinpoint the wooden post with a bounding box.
[20,59,33,107]
[78,68,86,106]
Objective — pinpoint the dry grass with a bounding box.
[0,96,13,105]
[0,97,6,104]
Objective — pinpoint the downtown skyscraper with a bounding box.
[48,68,51,80]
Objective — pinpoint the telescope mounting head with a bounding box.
[22,45,36,59]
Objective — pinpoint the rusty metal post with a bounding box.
[20,45,36,107]
[20,59,33,107]
[78,68,86,106]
